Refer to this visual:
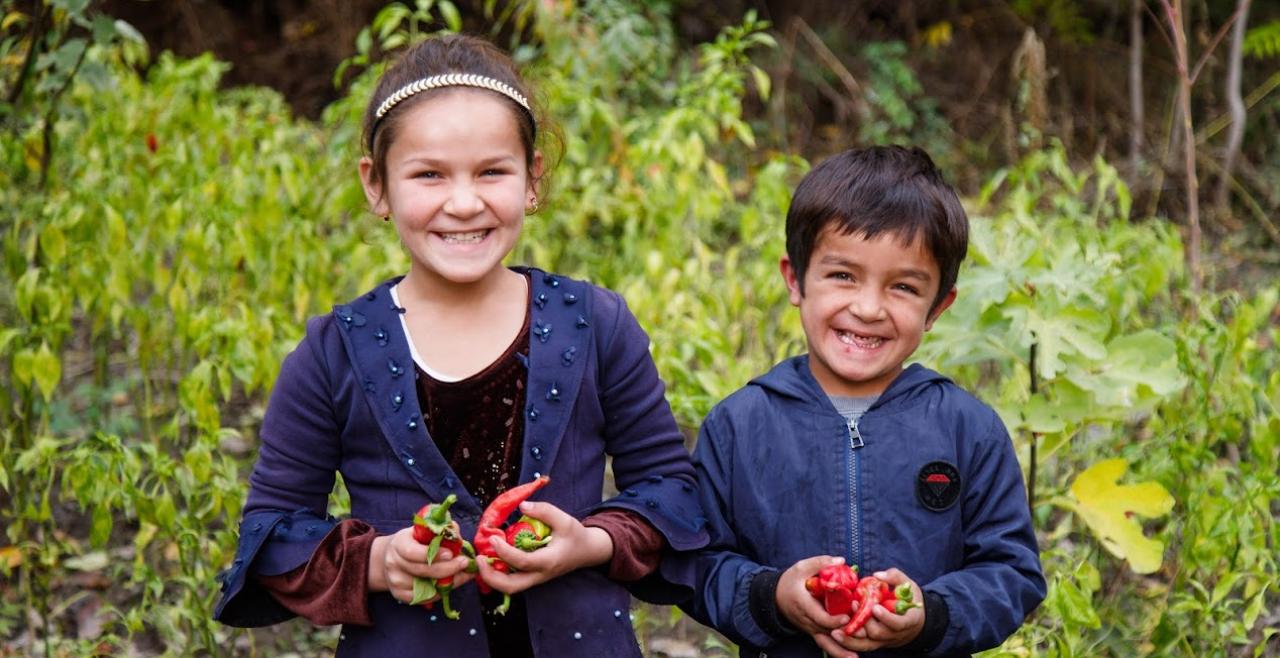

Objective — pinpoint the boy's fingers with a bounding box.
[793,554,844,575]
[872,568,907,585]
[813,632,858,658]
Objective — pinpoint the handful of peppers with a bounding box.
[473,475,552,614]
[804,564,919,635]
[408,493,474,619]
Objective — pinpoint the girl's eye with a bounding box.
[481,168,508,177]
[415,170,441,179]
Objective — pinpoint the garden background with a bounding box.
[2,0,1278,655]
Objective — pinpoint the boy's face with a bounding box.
[781,225,956,398]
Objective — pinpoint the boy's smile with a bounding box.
[781,226,956,398]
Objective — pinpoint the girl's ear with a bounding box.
[527,150,545,198]
[358,157,390,217]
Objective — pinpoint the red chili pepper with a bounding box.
[804,567,918,634]
[472,476,550,614]
[505,515,552,551]
[408,494,473,619]
[804,564,860,616]
[843,576,886,635]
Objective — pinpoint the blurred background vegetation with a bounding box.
[1,0,1277,656]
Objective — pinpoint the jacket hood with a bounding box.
[749,355,951,415]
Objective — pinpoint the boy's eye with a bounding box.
[829,272,852,281]
[894,283,920,295]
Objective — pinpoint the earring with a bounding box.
[527,197,539,214]
[382,215,390,222]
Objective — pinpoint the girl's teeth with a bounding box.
[441,230,487,244]
[837,331,883,348]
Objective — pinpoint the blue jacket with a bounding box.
[214,268,708,657]
[683,356,1044,657]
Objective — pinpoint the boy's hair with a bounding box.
[785,146,969,312]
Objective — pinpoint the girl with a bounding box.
[214,34,707,657]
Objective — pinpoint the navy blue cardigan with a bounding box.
[215,268,707,657]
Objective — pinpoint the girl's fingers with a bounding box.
[516,501,571,531]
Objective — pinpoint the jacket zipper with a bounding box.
[847,416,864,569]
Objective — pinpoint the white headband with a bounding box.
[374,73,531,120]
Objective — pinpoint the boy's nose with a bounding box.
[847,290,887,322]
[444,183,484,218]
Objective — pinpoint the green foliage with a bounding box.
[1243,20,1280,59]
[2,1,1277,656]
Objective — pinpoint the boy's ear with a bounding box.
[358,157,390,217]
[925,287,958,330]
[779,256,803,307]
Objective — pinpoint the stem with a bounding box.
[4,4,48,109]
[1028,340,1039,518]
[1129,0,1144,178]
[1160,0,1203,297]
[1215,0,1251,210]
[38,34,89,188]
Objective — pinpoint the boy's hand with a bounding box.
[776,556,858,658]
[830,568,925,651]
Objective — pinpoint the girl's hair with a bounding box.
[361,34,555,202]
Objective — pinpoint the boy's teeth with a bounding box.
[837,330,884,348]
[441,230,487,244]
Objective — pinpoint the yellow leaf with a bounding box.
[0,546,21,569]
[1069,458,1173,574]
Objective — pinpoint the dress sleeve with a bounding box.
[255,519,377,627]
[588,289,707,552]
[583,509,664,582]
[214,317,347,627]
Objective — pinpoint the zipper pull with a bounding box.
[848,417,864,450]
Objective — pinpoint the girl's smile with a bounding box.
[359,88,541,294]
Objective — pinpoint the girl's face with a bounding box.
[360,89,540,287]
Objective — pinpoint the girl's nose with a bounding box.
[444,182,484,218]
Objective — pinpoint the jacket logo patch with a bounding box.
[917,461,961,511]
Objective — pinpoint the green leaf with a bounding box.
[410,576,437,605]
[63,551,109,572]
[1068,458,1174,574]
[32,343,61,401]
[15,269,39,322]
[1066,330,1186,408]
[90,503,113,547]
[39,224,67,263]
[12,348,35,390]
[1049,576,1100,630]
[439,1,461,32]
[114,19,146,44]
[1008,306,1109,379]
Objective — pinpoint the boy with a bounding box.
[682,146,1045,657]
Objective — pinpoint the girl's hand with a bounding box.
[474,501,613,594]
[775,555,856,658]
[369,527,472,604]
